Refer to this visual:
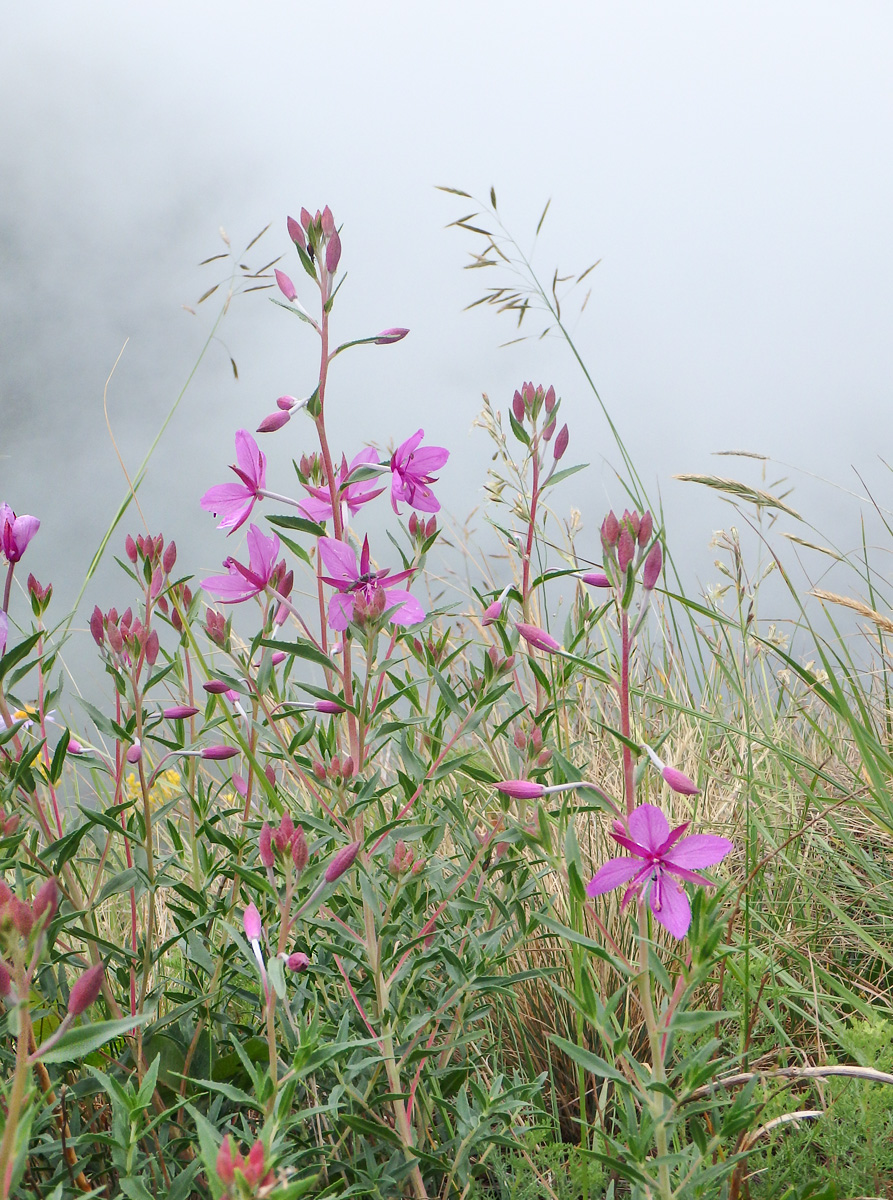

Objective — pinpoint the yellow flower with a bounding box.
[125,768,182,810]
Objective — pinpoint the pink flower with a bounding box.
[390,429,449,514]
[200,431,266,534]
[318,536,424,631]
[516,622,561,654]
[202,525,281,604]
[0,504,39,564]
[298,449,384,524]
[586,804,733,939]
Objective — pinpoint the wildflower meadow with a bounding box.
[2,191,893,1200]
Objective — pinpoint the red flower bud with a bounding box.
[325,229,341,274]
[90,606,105,646]
[286,951,310,972]
[216,1136,236,1185]
[163,540,177,575]
[324,840,361,883]
[617,529,635,573]
[0,959,11,997]
[292,826,309,873]
[494,779,544,800]
[68,962,104,1016]
[642,542,662,591]
[601,511,620,549]
[125,535,138,564]
[201,745,238,760]
[287,215,306,248]
[638,511,653,546]
[512,390,525,421]
[259,823,274,868]
[162,705,198,720]
[145,629,159,666]
[32,877,59,925]
[257,410,291,433]
[553,423,569,461]
[545,385,556,412]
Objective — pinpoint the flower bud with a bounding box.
[291,826,309,873]
[125,535,138,564]
[542,419,555,442]
[216,1136,236,1186]
[617,528,635,573]
[68,962,103,1016]
[286,951,310,972]
[516,622,561,654]
[662,765,700,796]
[580,571,611,588]
[287,215,306,248]
[203,679,230,694]
[642,542,663,591]
[544,385,556,413]
[512,390,525,422]
[126,741,142,765]
[145,629,159,666]
[163,540,177,575]
[601,511,620,549]
[163,705,198,720]
[494,779,545,800]
[201,745,238,760]
[0,960,11,998]
[90,607,105,647]
[243,1140,268,1188]
[325,229,342,274]
[257,410,291,434]
[553,424,569,461]
[324,840,361,883]
[275,269,297,301]
[32,877,58,925]
[259,823,274,868]
[314,699,344,714]
[638,511,653,546]
[374,327,409,344]
[243,903,262,942]
[321,206,335,236]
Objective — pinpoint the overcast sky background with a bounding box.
[2,1,892,695]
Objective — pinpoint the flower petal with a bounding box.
[626,804,670,854]
[650,874,692,939]
[664,834,734,870]
[327,593,354,631]
[586,857,646,897]
[381,587,425,626]
[318,537,358,584]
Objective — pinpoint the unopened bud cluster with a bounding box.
[90,604,160,667]
[259,812,309,876]
[598,509,663,600]
[216,1135,274,1196]
[512,722,553,772]
[279,205,342,307]
[389,839,425,877]
[510,382,569,464]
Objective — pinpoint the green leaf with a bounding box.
[0,632,41,681]
[550,1034,628,1086]
[38,1011,155,1064]
[261,638,336,673]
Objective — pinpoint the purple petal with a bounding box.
[586,857,645,897]
[234,429,265,489]
[246,525,279,578]
[407,446,449,473]
[394,429,425,464]
[664,834,734,870]
[318,537,358,585]
[381,587,425,626]
[650,874,692,939]
[327,593,355,631]
[627,804,670,854]
[201,571,260,603]
[297,495,333,522]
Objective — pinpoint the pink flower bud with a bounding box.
[581,571,611,588]
[90,606,105,647]
[642,542,663,591]
[145,629,159,666]
[300,207,313,230]
[125,535,138,564]
[163,540,177,575]
[243,1140,267,1188]
[286,951,310,972]
[617,529,635,573]
[292,826,309,873]
[325,230,342,273]
[286,215,306,248]
[271,651,286,666]
[314,700,344,714]
[512,390,525,421]
[545,385,556,413]
[275,269,297,301]
[10,898,33,937]
[243,902,262,941]
[482,599,503,626]
[374,327,410,344]
[32,878,58,924]
[259,823,274,868]
[516,622,561,654]
[216,1136,237,1185]
[203,680,230,694]
[324,840,361,883]
[68,962,103,1016]
[536,749,553,768]
[0,960,11,997]
[553,424,569,461]
[638,511,653,546]
[126,741,142,764]
[494,779,545,800]
[601,511,620,549]
[163,705,199,720]
[257,410,291,433]
[542,419,556,442]
[321,206,335,235]
[201,745,238,760]
[662,765,700,795]
[276,394,297,410]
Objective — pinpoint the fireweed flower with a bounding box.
[202,525,281,604]
[298,448,385,524]
[390,429,449,514]
[200,431,266,534]
[318,536,424,631]
[0,504,40,563]
[586,803,733,939]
